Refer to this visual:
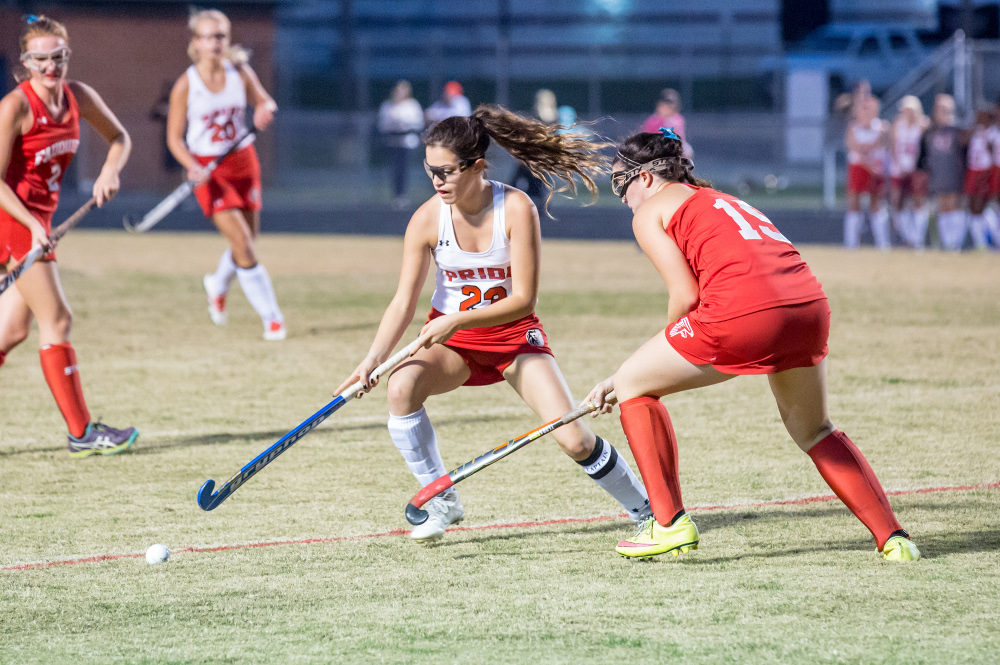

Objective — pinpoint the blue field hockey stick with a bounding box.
[0,198,96,297]
[197,338,421,511]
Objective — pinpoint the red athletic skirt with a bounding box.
[193,144,262,217]
[665,299,831,375]
[428,308,553,386]
[0,206,55,264]
[964,169,992,197]
[847,164,885,196]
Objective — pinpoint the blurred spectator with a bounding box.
[965,108,998,249]
[511,89,558,198]
[917,94,967,250]
[888,95,929,247]
[378,80,424,209]
[425,80,471,125]
[843,96,890,249]
[640,87,691,157]
[988,105,1000,246]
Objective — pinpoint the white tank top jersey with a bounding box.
[890,121,922,176]
[185,62,254,157]
[431,180,513,315]
[967,127,994,171]
[988,125,1000,164]
[848,119,887,169]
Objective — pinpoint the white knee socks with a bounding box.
[577,436,652,522]
[843,211,863,249]
[236,264,283,324]
[387,407,448,487]
[208,248,237,295]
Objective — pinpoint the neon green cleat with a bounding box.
[616,513,699,559]
[881,535,921,562]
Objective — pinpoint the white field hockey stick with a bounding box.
[404,392,614,525]
[0,197,96,297]
[197,338,423,511]
[123,127,255,233]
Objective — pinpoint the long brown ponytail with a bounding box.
[422,104,611,215]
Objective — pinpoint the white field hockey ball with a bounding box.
[145,543,170,564]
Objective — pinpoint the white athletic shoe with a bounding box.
[263,320,286,341]
[409,493,464,542]
[203,275,227,326]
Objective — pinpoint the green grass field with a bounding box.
[2,231,998,665]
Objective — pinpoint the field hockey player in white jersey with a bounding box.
[337,106,651,542]
[166,9,285,340]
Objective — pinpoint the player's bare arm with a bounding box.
[69,80,130,206]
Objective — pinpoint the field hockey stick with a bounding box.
[0,197,96,297]
[123,127,255,233]
[197,338,422,511]
[404,392,614,525]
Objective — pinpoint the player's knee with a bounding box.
[794,420,835,451]
[553,426,593,461]
[46,308,73,339]
[0,323,29,349]
[385,374,424,415]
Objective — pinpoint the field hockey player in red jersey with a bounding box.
[585,127,920,562]
[337,106,652,542]
[0,15,137,455]
[166,9,285,340]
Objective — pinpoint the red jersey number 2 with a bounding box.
[713,198,790,243]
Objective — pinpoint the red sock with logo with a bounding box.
[619,396,684,526]
[807,430,903,549]
[39,343,90,438]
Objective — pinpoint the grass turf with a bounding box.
[1,231,998,664]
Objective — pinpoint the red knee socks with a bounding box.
[808,430,903,549]
[619,396,685,525]
[0,349,6,368]
[39,343,90,438]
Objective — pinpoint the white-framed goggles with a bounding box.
[610,155,670,199]
[20,46,71,71]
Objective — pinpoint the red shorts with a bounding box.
[890,172,927,197]
[193,144,262,218]
[990,166,1000,197]
[964,169,992,197]
[0,206,55,265]
[429,308,553,386]
[665,299,831,375]
[847,164,885,196]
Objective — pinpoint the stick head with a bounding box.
[122,215,138,232]
[197,479,218,511]
[405,503,429,525]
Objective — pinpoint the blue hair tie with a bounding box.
[659,127,680,141]
[24,14,40,24]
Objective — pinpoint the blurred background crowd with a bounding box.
[2,0,1000,248]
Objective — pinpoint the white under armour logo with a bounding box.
[669,317,694,339]
[64,364,78,376]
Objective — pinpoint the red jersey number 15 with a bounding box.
[713,198,790,243]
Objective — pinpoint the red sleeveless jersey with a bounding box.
[4,80,80,214]
[665,187,826,322]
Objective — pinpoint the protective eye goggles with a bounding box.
[610,156,670,198]
[20,46,71,70]
[423,157,482,181]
